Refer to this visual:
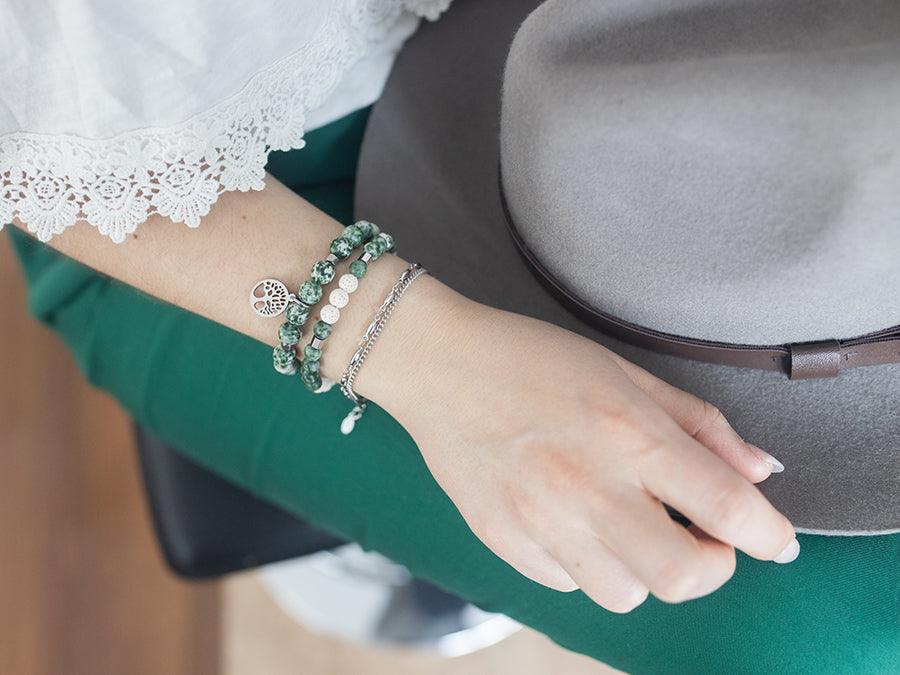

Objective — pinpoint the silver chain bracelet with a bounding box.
[339,263,428,434]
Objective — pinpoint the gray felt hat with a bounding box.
[355,0,900,534]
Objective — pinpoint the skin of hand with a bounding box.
[14,177,797,613]
[362,284,798,613]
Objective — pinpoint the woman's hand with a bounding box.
[32,163,795,613]
[361,282,797,613]
[28,166,796,612]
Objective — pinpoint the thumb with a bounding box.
[614,358,784,484]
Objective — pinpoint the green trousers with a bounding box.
[9,109,900,674]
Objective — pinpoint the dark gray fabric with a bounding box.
[355,0,900,533]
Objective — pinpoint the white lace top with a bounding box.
[0,0,451,243]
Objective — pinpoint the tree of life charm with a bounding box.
[250,279,290,317]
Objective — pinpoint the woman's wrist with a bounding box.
[323,262,475,423]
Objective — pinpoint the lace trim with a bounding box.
[0,0,451,243]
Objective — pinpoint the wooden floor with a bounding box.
[1,233,622,675]
[0,236,219,675]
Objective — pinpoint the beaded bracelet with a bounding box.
[299,229,397,393]
[249,220,380,378]
[338,263,428,435]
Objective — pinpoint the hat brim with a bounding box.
[355,0,900,533]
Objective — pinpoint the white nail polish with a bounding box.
[774,538,800,564]
[748,444,785,473]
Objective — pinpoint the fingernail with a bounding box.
[774,538,800,564]
[748,444,785,473]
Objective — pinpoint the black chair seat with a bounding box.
[134,425,344,578]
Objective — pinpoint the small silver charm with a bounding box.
[250,279,290,317]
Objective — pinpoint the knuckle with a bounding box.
[552,576,581,593]
[609,406,653,441]
[519,439,611,513]
[584,396,646,439]
[605,583,650,614]
[692,400,726,437]
[512,557,574,591]
[699,550,738,597]
[580,575,650,613]
[709,485,755,534]
[632,436,677,477]
[650,560,701,603]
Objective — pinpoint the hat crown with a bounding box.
[500,0,900,345]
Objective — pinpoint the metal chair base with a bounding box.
[259,543,521,656]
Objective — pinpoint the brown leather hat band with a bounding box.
[499,175,900,380]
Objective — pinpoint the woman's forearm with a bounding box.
[10,174,462,418]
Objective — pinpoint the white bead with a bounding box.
[320,305,340,324]
[339,273,358,293]
[329,288,349,308]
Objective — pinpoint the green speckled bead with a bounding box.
[301,370,322,391]
[285,302,310,326]
[273,346,299,375]
[273,346,295,369]
[330,237,354,260]
[349,259,367,278]
[363,240,383,260]
[310,260,335,285]
[313,320,332,340]
[304,344,322,361]
[300,357,320,374]
[377,232,395,252]
[356,220,375,241]
[278,322,302,346]
[297,280,322,305]
[342,224,364,247]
